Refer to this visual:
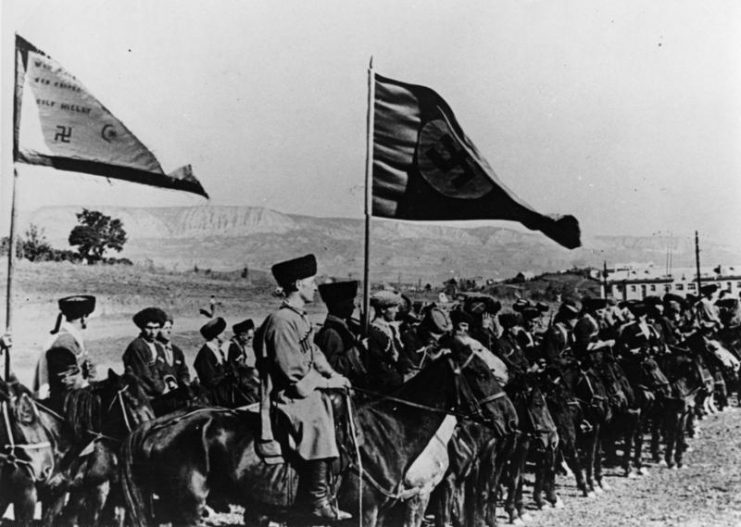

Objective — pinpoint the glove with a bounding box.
[324,375,351,390]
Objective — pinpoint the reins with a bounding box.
[0,400,54,482]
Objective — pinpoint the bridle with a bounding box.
[0,397,54,482]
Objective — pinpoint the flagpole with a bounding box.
[4,167,19,380]
[362,57,375,336]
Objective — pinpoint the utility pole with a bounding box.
[695,231,702,294]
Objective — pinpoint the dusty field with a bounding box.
[202,408,741,527]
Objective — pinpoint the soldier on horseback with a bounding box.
[256,254,352,521]
[156,312,192,391]
[315,280,368,384]
[34,295,97,411]
[123,307,169,397]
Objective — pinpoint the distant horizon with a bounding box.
[16,202,732,246]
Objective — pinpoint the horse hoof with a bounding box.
[638,467,649,477]
[626,471,638,479]
[599,481,611,491]
[666,463,676,470]
[594,486,604,495]
[552,498,565,509]
[586,491,596,499]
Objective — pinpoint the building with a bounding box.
[606,264,741,301]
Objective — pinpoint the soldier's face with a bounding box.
[159,321,173,343]
[142,323,160,341]
[297,276,318,303]
[237,329,254,346]
[382,305,399,322]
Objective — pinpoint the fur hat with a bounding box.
[133,307,167,329]
[58,295,96,320]
[271,254,317,288]
[498,311,523,329]
[318,280,358,306]
[232,319,255,335]
[200,317,226,340]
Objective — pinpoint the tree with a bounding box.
[68,209,127,263]
[19,224,53,261]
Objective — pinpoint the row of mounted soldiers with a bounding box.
[8,253,741,524]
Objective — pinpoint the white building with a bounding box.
[605,264,741,300]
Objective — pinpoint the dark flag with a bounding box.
[372,74,580,249]
[14,35,208,198]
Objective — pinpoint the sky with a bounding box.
[1,0,740,246]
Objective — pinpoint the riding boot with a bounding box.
[307,459,352,521]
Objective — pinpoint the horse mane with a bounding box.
[63,387,101,443]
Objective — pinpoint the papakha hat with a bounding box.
[271,254,317,288]
[200,317,226,340]
[59,295,96,320]
[700,284,719,296]
[232,318,255,335]
[559,298,582,317]
[521,306,541,320]
[133,307,167,329]
[318,280,358,306]
[582,297,608,312]
[450,309,474,327]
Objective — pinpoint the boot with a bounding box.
[307,460,352,521]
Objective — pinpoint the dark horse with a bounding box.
[653,346,705,468]
[0,372,153,525]
[542,359,612,499]
[0,375,56,527]
[151,366,259,417]
[121,347,507,527]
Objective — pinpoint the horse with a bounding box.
[586,348,642,479]
[542,359,611,499]
[120,346,508,527]
[499,370,559,523]
[654,346,705,468]
[430,343,518,527]
[0,375,56,527]
[37,370,155,527]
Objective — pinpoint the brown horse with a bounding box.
[120,347,507,527]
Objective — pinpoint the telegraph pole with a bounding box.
[695,231,702,294]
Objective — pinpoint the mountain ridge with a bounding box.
[18,205,741,283]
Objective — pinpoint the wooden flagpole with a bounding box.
[695,231,702,294]
[3,168,19,380]
[362,57,375,336]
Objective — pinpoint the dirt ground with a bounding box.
[201,408,741,527]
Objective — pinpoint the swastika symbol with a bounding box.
[54,125,72,143]
[425,133,476,189]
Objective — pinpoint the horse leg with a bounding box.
[503,432,528,525]
[564,435,588,497]
[650,405,663,464]
[593,424,608,491]
[531,443,545,510]
[543,441,560,507]
[583,426,598,496]
[10,478,38,527]
[433,472,456,527]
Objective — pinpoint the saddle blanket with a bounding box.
[402,414,457,494]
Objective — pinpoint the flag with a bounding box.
[372,74,580,249]
[14,35,208,198]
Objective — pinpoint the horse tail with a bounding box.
[120,424,151,527]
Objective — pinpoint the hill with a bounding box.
[18,205,741,283]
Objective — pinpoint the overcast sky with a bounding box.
[2,0,740,246]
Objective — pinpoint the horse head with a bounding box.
[446,337,517,432]
[0,376,55,484]
[97,370,155,437]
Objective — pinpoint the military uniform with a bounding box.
[260,301,339,460]
[34,295,96,411]
[156,340,190,388]
[366,318,405,391]
[123,336,166,397]
[315,314,367,381]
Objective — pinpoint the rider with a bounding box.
[315,280,368,383]
[193,317,229,389]
[541,298,581,370]
[123,307,168,398]
[155,312,191,391]
[35,295,97,411]
[573,297,615,364]
[366,289,405,391]
[225,318,256,369]
[256,254,352,521]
